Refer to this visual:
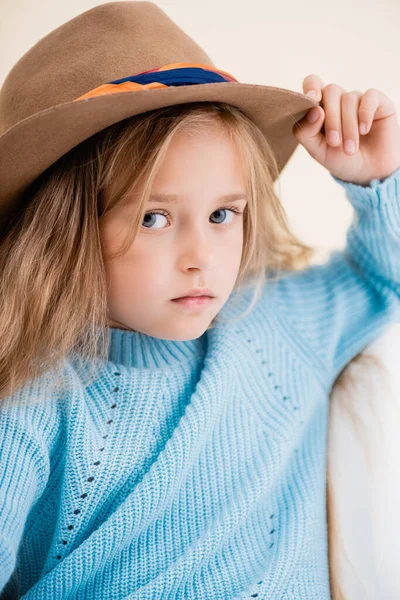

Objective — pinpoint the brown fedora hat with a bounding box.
[0,0,318,213]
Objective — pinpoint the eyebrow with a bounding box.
[148,193,248,204]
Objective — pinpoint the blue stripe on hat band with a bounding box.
[108,67,230,87]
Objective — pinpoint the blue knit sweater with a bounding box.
[1,167,400,599]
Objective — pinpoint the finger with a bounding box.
[321,84,346,147]
[341,91,363,155]
[293,105,326,159]
[302,74,324,101]
[358,89,393,134]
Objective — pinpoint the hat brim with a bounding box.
[0,81,318,211]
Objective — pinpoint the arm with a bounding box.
[267,166,400,388]
[0,393,55,592]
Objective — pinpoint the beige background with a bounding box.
[1,0,398,264]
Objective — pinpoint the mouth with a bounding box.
[171,288,215,300]
[171,295,215,308]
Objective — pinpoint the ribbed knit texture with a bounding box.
[1,167,400,599]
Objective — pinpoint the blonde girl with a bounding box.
[0,2,399,599]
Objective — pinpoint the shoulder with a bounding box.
[0,357,82,446]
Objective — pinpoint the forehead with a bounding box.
[148,192,248,204]
[102,124,249,211]
[150,127,247,192]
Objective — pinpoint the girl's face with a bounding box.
[100,126,248,341]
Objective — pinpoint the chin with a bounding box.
[160,322,210,342]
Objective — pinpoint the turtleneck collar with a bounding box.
[107,326,208,369]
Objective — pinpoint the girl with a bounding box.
[0,2,399,599]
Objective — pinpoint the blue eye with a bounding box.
[211,208,235,225]
[142,210,169,230]
[142,206,244,230]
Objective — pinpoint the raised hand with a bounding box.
[293,74,400,185]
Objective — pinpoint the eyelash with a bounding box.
[142,205,245,230]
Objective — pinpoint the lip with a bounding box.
[171,296,215,309]
[172,288,215,299]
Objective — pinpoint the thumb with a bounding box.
[293,105,326,158]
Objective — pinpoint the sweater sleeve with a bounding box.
[0,385,57,593]
[268,165,400,388]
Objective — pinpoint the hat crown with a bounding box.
[0,0,308,213]
[0,1,213,135]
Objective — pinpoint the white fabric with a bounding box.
[328,322,400,599]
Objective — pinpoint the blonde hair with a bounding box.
[0,100,314,402]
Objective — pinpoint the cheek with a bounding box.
[221,229,244,261]
[108,243,167,296]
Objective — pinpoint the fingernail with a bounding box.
[328,130,341,145]
[307,90,318,100]
[344,140,355,154]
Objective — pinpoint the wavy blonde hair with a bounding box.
[0,100,314,402]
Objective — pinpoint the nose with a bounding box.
[176,227,214,272]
